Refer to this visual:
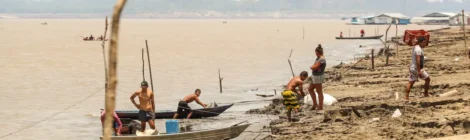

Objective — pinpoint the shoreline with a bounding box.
[247,27,470,140]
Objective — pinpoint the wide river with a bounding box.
[0,19,445,140]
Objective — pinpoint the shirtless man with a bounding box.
[130,81,156,132]
[282,71,308,122]
[172,89,207,119]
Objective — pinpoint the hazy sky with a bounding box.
[0,0,468,17]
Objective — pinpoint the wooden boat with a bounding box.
[83,39,108,41]
[335,35,383,40]
[116,103,234,119]
[99,123,250,140]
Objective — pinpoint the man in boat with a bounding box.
[173,89,207,119]
[100,110,123,136]
[89,35,94,40]
[360,29,365,37]
[130,81,157,132]
[340,32,343,38]
[405,37,431,100]
[99,35,104,41]
[282,71,308,122]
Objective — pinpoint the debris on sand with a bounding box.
[256,27,470,140]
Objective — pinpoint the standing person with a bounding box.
[405,37,431,100]
[281,71,309,122]
[308,44,327,112]
[340,32,343,38]
[360,29,365,37]
[173,89,207,119]
[130,81,157,132]
[467,47,470,59]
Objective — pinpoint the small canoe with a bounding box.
[116,104,234,119]
[335,35,383,40]
[83,39,108,41]
[99,123,250,140]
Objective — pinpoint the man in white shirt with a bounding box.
[405,37,431,100]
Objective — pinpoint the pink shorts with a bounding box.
[409,69,429,82]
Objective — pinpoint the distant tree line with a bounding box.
[0,0,466,16]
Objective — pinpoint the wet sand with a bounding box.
[248,27,470,140]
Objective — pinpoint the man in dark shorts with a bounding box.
[173,89,207,119]
[130,81,156,132]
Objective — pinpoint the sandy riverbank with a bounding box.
[247,27,470,140]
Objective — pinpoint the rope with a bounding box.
[0,86,104,139]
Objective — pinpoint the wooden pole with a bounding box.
[463,10,467,55]
[384,23,392,65]
[396,23,398,57]
[371,49,375,69]
[219,68,223,93]
[104,0,127,140]
[142,48,145,81]
[349,28,351,37]
[145,40,155,112]
[303,27,305,40]
[288,49,295,77]
[274,89,277,95]
[101,17,109,93]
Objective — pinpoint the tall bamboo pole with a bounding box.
[396,23,398,57]
[142,48,145,81]
[384,23,392,65]
[145,40,155,112]
[104,0,127,140]
[463,10,467,56]
[101,17,109,92]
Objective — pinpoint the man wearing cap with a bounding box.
[405,37,431,100]
[130,81,157,132]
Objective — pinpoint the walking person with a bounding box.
[308,44,327,113]
[405,37,431,100]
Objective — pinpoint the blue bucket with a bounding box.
[165,120,179,134]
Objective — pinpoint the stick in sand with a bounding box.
[103,0,127,140]
[288,49,295,77]
[219,68,223,93]
[145,40,155,112]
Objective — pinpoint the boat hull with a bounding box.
[115,104,233,119]
[335,35,383,40]
[100,123,250,140]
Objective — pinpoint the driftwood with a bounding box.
[103,0,127,140]
[437,89,458,97]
